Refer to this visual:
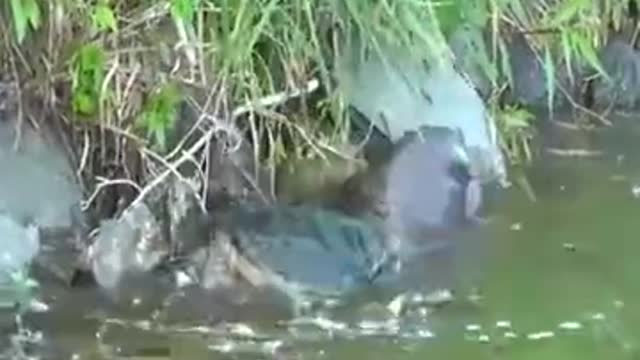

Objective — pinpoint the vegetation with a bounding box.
[0,0,637,214]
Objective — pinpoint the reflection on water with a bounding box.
[9,114,640,359]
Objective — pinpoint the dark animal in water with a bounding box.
[200,126,483,312]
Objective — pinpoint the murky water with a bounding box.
[7,114,640,359]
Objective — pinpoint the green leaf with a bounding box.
[136,83,182,152]
[560,29,574,83]
[72,92,97,115]
[23,0,40,30]
[574,32,608,79]
[547,0,582,26]
[171,0,200,23]
[93,4,117,32]
[70,44,106,118]
[10,0,27,43]
[432,0,463,38]
[9,0,41,43]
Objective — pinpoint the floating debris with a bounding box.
[465,324,482,332]
[287,316,347,332]
[504,331,518,339]
[422,289,454,305]
[562,243,576,252]
[468,291,483,303]
[496,320,512,329]
[209,338,287,356]
[417,307,429,317]
[609,174,627,182]
[27,299,49,313]
[558,321,583,330]
[357,319,399,335]
[228,323,257,337]
[415,329,436,339]
[478,334,490,343]
[262,340,284,354]
[510,223,522,231]
[174,270,194,288]
[387,294,406,316]
[527,331,554,340]
[632,185,640,198]
[209,341,235,353]
[322,298,342,308]
[614,300,624,308]
[591,313,606,321]
[544,148,603,158]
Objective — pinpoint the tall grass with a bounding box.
[0,0,635,209]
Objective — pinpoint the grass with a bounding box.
[0,0,635,217]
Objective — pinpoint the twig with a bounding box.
[544,147,604,157]
[141,147,206,212]
[81,177,143,211]
[130,127,214,209]
[76,129,91,178]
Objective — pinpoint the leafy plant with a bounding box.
[136,83,182,153]
[70,43,106,117]
[91,1,118,33]
[494,105,536,165]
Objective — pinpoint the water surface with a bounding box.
[9,114,640,360]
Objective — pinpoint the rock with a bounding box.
[163,178,209,257]
[87,202,169,292]
[83,174,213,308]
[0,214,40,310]
[507,33,583,110]
[0,215,39,283]
[335,32,507,186]
[592,35,640,109]
[0,89,84,305]
[0,111,82,230]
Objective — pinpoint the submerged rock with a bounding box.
[88,202,169,291]
[0,214,39,309]
[0,215,39,283]
[163,178,210,257]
